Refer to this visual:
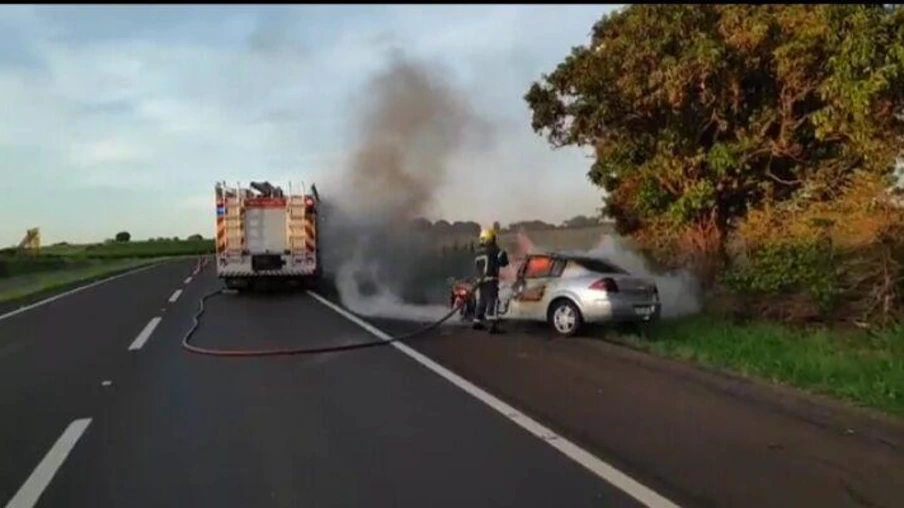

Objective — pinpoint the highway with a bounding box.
[1,257,902,508]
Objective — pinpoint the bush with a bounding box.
[723,173,904,327]
[722,239,840,321]
[115,231,131,242]
[0,255,76,278]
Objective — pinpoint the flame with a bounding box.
[500,229,539,283]
[515,230,537,256]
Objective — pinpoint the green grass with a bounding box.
[622,315,904,417]
[57,239,215,259]
[1,239,212,278]
[0,238,211,302]
[0,258,162,303]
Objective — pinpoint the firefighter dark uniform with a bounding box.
[473,228,509,333]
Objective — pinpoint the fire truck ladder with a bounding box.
[286,181,309,260]
[217,182,245,258]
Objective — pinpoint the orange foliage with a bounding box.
[731,172,904,325]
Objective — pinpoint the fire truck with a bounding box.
[214,181,321,290]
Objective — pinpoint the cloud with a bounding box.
[0,5,622,245]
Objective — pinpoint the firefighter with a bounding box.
[473,227,509,334]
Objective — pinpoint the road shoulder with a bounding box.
[582,330,904,450]
[381,321,904,508]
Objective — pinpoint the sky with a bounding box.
[0,5,622,246]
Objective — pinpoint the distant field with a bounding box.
[0,239,212,302]
[41,238,214,259]
[0,258,160,303]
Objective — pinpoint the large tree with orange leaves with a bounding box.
[525,5,904,252]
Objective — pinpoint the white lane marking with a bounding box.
[101,380,112,387]
[128,317,162,351]
[168,289,183,303]
[184,277,192,284]
[0,263,166,323]
[4,418,92,508]
[306,291,680,508]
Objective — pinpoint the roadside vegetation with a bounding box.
[516,5,904,415]
[0,258,158,303]
[415,216,614,254]
[525,4,904,415]
[629,316,904,416]
[0,233,213,302]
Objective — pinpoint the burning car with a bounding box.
[448,252,661,336]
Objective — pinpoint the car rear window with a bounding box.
[570,257,629,274]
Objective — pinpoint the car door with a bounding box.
[508,254,559,321]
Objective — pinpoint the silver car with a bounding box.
[451,252,661,337]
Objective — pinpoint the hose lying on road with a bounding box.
[181,280,480,358]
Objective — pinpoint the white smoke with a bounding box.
[333,244,452,321]
[586,235,702,318]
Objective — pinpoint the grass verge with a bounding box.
[0,258,162,303]
[44,238,214,259]
[619,315,904,418]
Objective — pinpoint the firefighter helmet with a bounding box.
[479,227,497,245]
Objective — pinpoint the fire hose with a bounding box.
[181,277,485,358]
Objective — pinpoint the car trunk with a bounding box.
[608,274,657,299]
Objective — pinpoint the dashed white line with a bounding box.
[4,418,92,508]
[168,289,183,303]
[306,290,680,508]
[184,277,193,284]
[0,263,164,323]
[128,317,162,351]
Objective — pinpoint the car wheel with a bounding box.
[548,299,583,337]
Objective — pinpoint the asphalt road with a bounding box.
[0,258,649,508]
[386,321,904,508]
[2,258,902,508]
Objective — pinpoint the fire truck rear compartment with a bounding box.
[252,254,285,271]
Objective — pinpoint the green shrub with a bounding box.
[722,239,841,316]
[0,255,83,278]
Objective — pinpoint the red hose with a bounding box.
[181,282,478,358]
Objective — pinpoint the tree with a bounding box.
[508,220,555,231]
[492,221,501,231]
[525,5,904,254]
[187,234,203,241]
[410,217,433,232]
[432,220,453,234]
[114,231,131,242]
[451,221,481,237]
[562,215,600,229]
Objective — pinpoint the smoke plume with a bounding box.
[585,236,702,318]
[320,51,489,321]
[318,50,701,324]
